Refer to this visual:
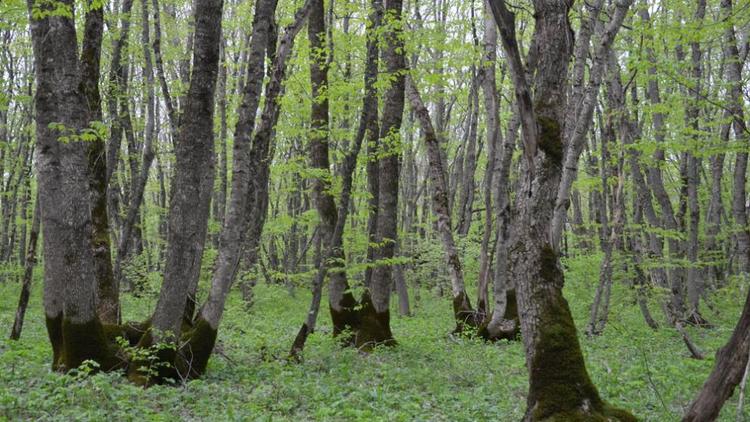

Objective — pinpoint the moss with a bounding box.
[452,291,484,334]
[528,244,635,421]
[177,317,218,379]
[127,329,179,386]
[529,293,601,420]
[600,404,638,422]
[61,317,121,372]
[45,313,64,370]
[101,319,150,346]
[330,289,360,341]
[122,319,151,346]
[537,116,563,166]
[504,289,520,325]
[355,293,396,350]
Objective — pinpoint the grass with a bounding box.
[0,252,745,421]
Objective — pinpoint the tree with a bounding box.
[28,0,120,371]
[489,0,636,419]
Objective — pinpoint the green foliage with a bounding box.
[2,254,747,420]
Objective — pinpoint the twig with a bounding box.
[737,350,750,421]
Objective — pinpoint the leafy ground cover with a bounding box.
[0,253,744,421]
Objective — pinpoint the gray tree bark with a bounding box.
[489,1,636,419]
[148,0,223,345]
[365,0,406,345]
[406,76,481,330]
[80,0,118,324]
[29,0,118,371]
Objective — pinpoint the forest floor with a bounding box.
[0,253,745,421]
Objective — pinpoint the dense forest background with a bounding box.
[2,0,750,420]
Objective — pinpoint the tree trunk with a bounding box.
[476,3,500,319]
[456,72,480,237]
[29,0,119,371]
[638,6,688,318]
[213,39,229,246]
[106,0,135,267]
[549,0,632,249]
[113,0,158,292]
[489,1,635,419]
[80,0,117,324]
[684,287,750,421]
[721,0,750,275]
[189,0,310,378]
[364,0,406,346]
[324,0,382,347]
[685,0,708,325]
[10,194,40,340]
[144,0,223,358]
[406,77,481,330]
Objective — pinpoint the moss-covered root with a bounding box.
[126,319,217,386]
[176,317,218,379]
[478,289,521,342]
[330,290,360,342]
[354,293,396,351]
[452,290,482,333]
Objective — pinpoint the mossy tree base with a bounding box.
[478,289,521,342]
[46,314,123,372]
[452,291,483,334]
[355,295,396,350]
[126,317,218,386]
[524,247,635,422]
[531,404,637,422]
[330,290,360,342]
[45,313,218,387]
[329,292,396,352]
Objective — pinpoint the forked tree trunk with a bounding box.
[489,1,635,420]
[29,0,119,372]
[364,0,407,346]
[138,0,224,377]
[320,0,382,348]
[189,0,312,377]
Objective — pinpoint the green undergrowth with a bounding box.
[0,253,745,420]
